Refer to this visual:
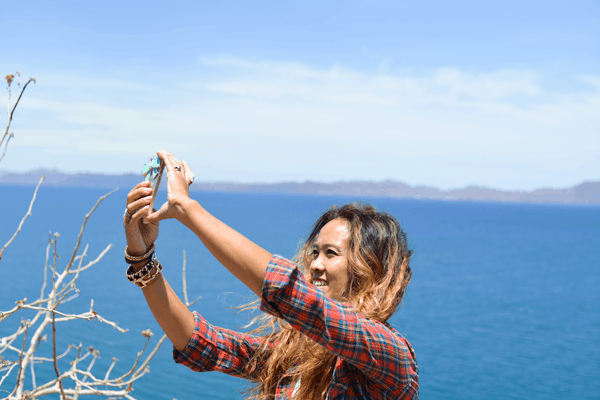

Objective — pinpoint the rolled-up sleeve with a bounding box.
[173,312,263,379]
[260,255,419,391]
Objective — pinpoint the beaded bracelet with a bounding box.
[126,253,162,288]
[124,243,156,264]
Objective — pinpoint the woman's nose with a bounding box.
[311,255,324,271]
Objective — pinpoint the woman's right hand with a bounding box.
[144,150,195,224]
[124,181,159,256]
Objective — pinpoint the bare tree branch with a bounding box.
[0,131,13,163]
[124,335,152,392]
[182,250,201,307]
[28,344,76,363]
[131,333,168,380]
[69,243,113,275]
[0,175,45,260]
[0,362,18,388]
[29,359,36,390]
[65,188,118,274]
[182,250,189,305]
[11,322,29,398]
[103,357,119,382]
[52,310,67,399]
[1,75,35,163]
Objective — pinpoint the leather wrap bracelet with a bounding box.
[124,243,156,264]
[126,253,162,288]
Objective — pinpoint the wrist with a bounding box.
[125,244,156,264]
[176,197,200,223]
[127,245,153,257]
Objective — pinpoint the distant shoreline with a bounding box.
[1,170,598,205]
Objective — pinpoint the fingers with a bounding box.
[150,151,192,223]
[126,181,152,205]
[157,151,193,184]
[124,182,153,226]
[144,202,170,224]
[133,180,151,191]
[129,204,152,226]
[157,150,181,178]
[126,194,153,216]
[182,160,195,185]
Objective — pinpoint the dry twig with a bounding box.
[1,73,35,164]
[52,310,66,400]
[1,73,41,263]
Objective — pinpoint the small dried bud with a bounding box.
[141,329,154,338]
[5,74,14,85]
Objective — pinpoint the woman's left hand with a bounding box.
[124,181,159,256]
[144,150,195,224]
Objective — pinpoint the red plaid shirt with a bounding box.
[174,255,419,399]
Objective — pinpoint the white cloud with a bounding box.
[3,57,598,191]
[202,57,543,103]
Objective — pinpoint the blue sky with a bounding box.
[1,0,598,190]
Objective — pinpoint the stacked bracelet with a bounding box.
[126,252,163,288]
[124,243,156,264]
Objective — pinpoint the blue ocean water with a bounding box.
[1,185,599,399]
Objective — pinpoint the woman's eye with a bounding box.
[312,249,319,256]
[327,249,337,256]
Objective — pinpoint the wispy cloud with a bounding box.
[201,57,546,109]
[5,57,599,190]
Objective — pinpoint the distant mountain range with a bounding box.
[1,170,598,205]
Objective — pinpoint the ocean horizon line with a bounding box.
[1,170,598,205]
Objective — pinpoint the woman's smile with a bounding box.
[312,278,328,287]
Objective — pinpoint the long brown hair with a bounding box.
[242,203,413,399]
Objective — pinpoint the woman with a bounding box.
[123,151,419,399]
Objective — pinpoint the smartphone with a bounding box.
[142,156,165,213]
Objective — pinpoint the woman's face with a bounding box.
[309,218,351,300]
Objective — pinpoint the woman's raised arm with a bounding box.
[144,151,272,297]
[124,181,195,352]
